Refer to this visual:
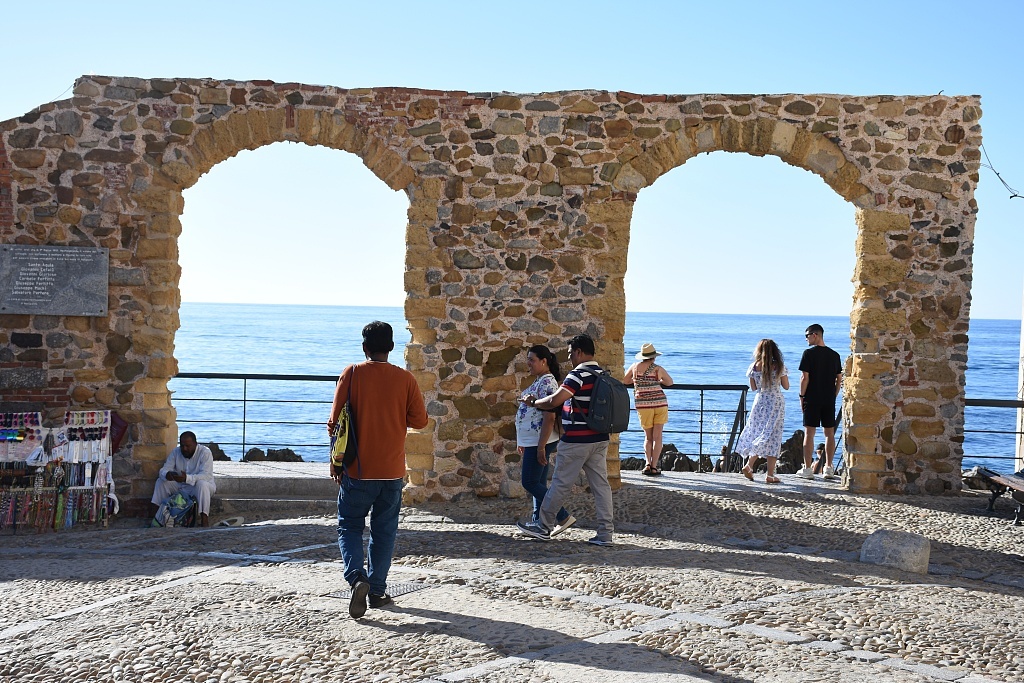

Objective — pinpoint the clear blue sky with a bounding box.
[2,0,1021,319]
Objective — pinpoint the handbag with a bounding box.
[330,367,359,469]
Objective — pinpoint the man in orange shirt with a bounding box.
[327,321,427,619]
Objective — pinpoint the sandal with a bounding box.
[642,465,655,476]
[651,467,662,476]
[741,467,754,481]
[765,475,781,484]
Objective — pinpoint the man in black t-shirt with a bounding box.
[797,324,842,480]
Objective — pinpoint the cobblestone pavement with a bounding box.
[2,472,1023,683]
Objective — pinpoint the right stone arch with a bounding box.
[601,104,980,495]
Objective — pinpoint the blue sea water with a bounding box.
[169,303,1021,470]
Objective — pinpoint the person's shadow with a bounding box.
[369,603,729,681]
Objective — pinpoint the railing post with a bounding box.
[725,387,748,455]
[698,390,705,457]
[242,378,248,460]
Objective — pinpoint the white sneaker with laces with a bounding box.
[823,465,837,480]
[797,467,815,480]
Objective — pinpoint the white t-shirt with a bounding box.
[515,374,561,447]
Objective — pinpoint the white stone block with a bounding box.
[860,528,931,573]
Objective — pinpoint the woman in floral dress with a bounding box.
[737,339,790,484]
[516,345,572,529]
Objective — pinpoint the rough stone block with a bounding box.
[11,332,43,348]
[848,469,880,493]
[848,453,886,471]
[405,451,434,470]
[0,368,47,390]
[860,529,930,573]
[199,88,228,105]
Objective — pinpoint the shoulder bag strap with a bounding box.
[569,365,603,419]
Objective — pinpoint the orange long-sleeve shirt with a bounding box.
[332,360,428,480]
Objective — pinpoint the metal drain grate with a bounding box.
[328,582,431,599]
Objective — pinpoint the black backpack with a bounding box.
[578,367,631,434]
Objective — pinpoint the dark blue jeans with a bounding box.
[337,475,404,596]
[521,441,568,524]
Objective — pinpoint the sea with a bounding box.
[169,303,1022,471]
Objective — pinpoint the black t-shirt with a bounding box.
[798,345,842,401]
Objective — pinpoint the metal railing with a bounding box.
[172,372,336,458]
[617,384,750,457]
[170,373,1024,471]
[963,398,1024,470]
[170,373,749,460]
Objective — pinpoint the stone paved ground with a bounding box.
[2,472,1023,683]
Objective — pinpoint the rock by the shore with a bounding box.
[206,442,230,461]
[242,447,303,462]
[267,448,303,462]
[777,430,805,474]
[243,448,266,462]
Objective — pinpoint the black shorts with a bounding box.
[802,398,837,429]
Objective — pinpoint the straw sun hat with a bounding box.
[635,343,662,360]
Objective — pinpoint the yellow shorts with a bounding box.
[637,406,668,429]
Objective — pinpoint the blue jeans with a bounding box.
[337,475,404,596]
[521,441,568,524]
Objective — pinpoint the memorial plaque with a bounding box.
[0,245,109,316]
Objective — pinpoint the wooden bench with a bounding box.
[963,466,1024,525]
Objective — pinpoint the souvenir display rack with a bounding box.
[0,410,114,533]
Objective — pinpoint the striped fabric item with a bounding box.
[559,362,610,444]
[634,364,668,409]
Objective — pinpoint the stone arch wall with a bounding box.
[596,98,981,494]
[0,78,981,509]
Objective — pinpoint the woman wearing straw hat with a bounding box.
[624,343,674,476]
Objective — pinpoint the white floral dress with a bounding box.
[515,373,561,447]
[735,363,788,459]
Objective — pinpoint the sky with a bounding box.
[1,0,1021,319]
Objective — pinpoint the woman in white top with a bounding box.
[515,345,571,529]
[737,339,790,484]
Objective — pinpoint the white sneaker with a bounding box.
[797,467,815,480]
[550,515,577,537]
[823,465,837,480]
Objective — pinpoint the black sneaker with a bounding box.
[349,580,370,619]
[369,593,392,609]
[516,520,551,540]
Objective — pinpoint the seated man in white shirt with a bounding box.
[150,431,216,527]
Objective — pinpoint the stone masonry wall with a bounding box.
[0,77,982,510]
[0,135,13,227]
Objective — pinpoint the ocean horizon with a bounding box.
[169,302,1022,471]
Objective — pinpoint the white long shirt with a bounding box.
[158,445,215,488]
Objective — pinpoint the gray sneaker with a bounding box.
[549,514,577,537]
[797,467,815,480]
[516,520,551,541]
[587,536,613,547]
